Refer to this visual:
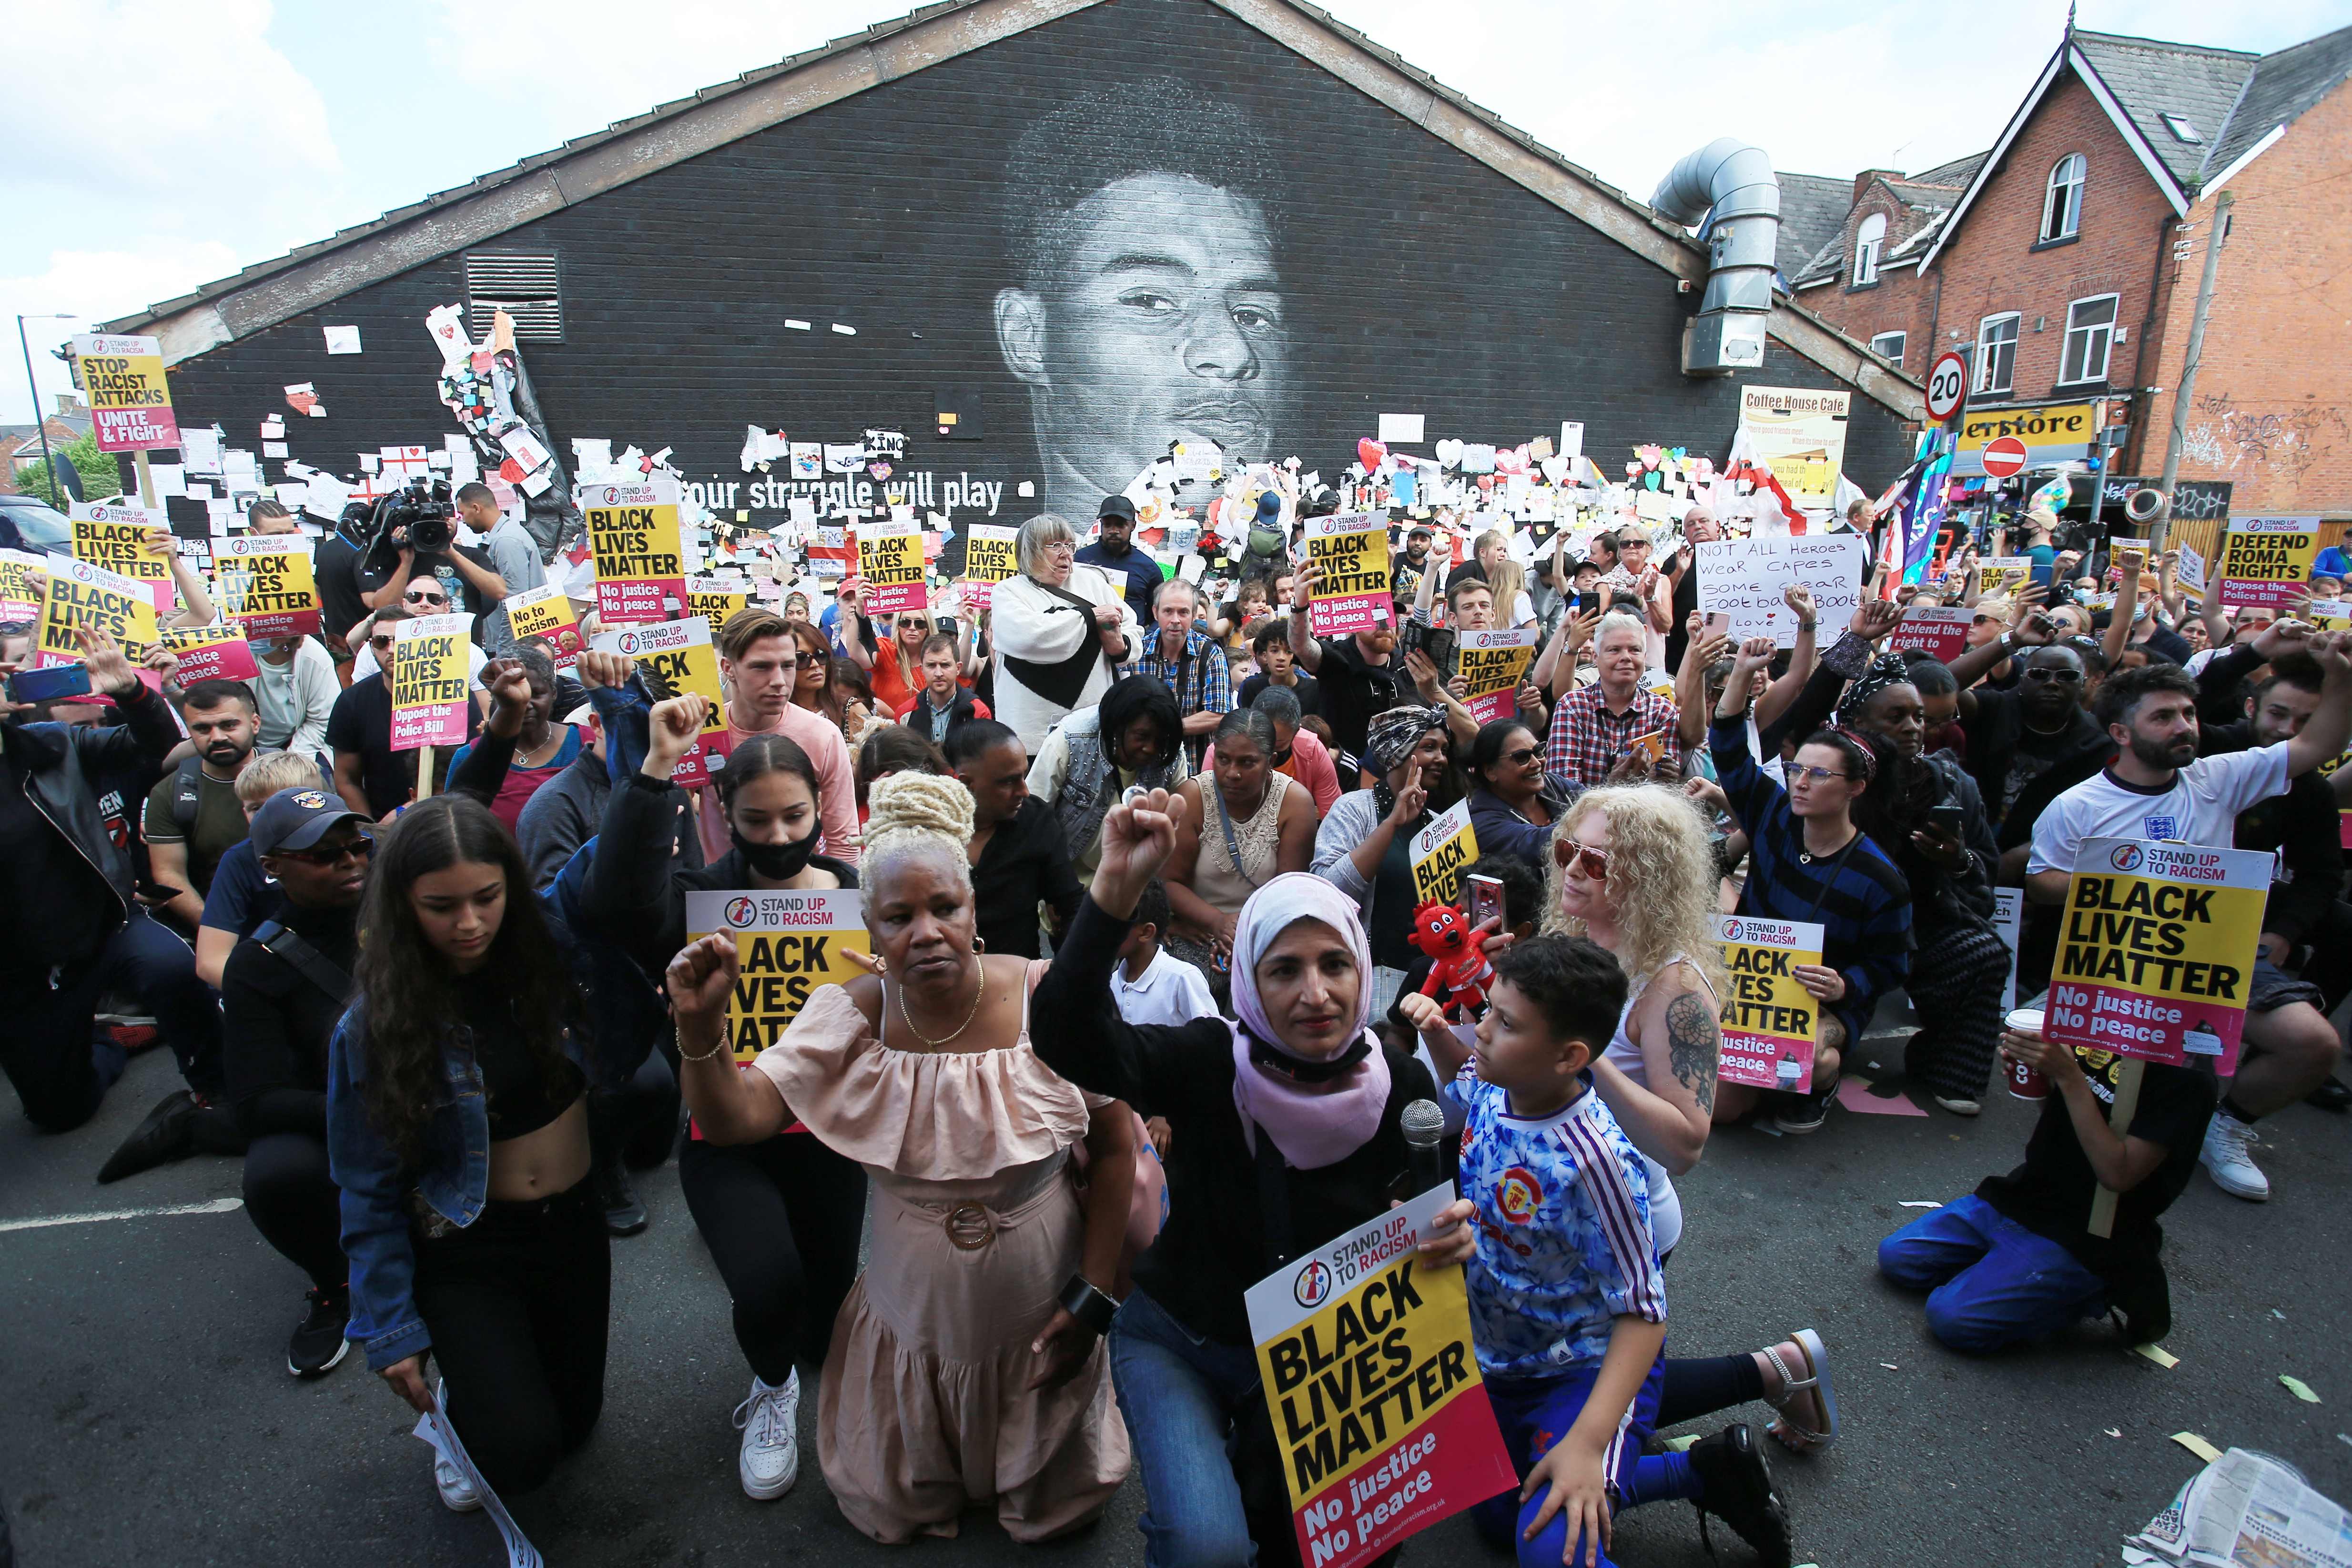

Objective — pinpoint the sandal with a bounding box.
[1762,1328,1838,1454]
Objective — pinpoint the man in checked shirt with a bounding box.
[1131,577,1232,767]
[1544,613,1683,790]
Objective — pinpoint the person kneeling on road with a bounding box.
[223,787,373,1377]
[1877,1018,2215,1352]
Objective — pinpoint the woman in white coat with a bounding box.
[990,514,1139,752]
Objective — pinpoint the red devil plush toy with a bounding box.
[1407,899,1493,1019]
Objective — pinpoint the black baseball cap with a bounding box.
[250,787,368,856]
[1098,495,1137,522]
[1407,525,1433,540]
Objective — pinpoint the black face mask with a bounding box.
[732,825,817,881]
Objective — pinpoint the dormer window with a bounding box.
[1853,213,1886,286]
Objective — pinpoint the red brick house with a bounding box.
[1794,20,2352,524]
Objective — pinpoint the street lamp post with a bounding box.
[15,313,78,502]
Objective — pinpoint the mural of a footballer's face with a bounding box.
[996,172,1291,519]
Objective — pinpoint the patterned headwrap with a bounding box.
[1837,651,1915,726]
[1364,705,1448,777]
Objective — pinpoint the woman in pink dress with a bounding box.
[662,770,1136,1544]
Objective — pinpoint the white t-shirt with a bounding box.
[1111,946,1219,1029]
[2028,743,2291,875]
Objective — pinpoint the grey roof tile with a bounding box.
[2072,29,2256,187]
[2202,22,2352,178]
[1775,172,1855,278]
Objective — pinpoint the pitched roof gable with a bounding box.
[2071,30,2256,186]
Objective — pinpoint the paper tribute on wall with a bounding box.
[323,325,362,355]
[284,383,324,417]
[1378,413,1425,445]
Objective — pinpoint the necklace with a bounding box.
[896,961,986,1048]
[1798,826,1860,865]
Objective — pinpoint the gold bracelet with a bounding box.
[677,1020,730,1063]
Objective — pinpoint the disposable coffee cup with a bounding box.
[2002,1007,2049,1101]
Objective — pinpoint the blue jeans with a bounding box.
[1108,1289,1276,1568]
[1877,1194,2106,1352]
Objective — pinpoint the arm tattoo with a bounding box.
[1664,990,1719,1115]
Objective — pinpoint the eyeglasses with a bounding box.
[1551,838,1610,880]
[2023,665,2085,684]
[1500,745,1541,766]
[1789,765,1856,785]
[278,837,371,867]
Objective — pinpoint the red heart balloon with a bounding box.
[1358,438,1388,472]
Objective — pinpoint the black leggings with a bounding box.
[677,1131,867,1386]
[1659,1354,1766,1426]
[242,1132,344,1294]
[413,1180,611,1496]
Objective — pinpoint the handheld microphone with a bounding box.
[1400,1097,1450,1199]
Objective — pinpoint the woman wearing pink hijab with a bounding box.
[1028,790,1479,1568]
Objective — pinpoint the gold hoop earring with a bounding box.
[972,936,985,954]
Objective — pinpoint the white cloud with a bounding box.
[0,242,243,423]
[2,0,338,207]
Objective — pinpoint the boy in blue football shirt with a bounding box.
[1401,935,1792,1568]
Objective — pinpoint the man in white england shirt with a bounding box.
[2027,641,2352,1201]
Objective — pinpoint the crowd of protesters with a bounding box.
[5,486,2347,1568]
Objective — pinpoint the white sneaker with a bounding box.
[434,1455,482,1512]
[733,1370,801,1500]
[2200,1110,2270,1202]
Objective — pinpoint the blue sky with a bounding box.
[5,0,2345,421]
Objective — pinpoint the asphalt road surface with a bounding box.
[5,1033,2348,1568]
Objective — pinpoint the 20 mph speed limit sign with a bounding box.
[1925,350,1969,423]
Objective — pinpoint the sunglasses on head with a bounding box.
[1551,838,1609,880]
[278,836,372,867]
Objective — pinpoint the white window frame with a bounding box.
[1976,313,2020,395]
[2159,112,2201,144]
[1853,213,1886,286]
[1868,330,1906,367]
[2042,154,2085,241]
[2059,293,2119,385]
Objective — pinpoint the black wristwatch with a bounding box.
[1058,1275,1118,1337]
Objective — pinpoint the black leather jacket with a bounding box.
[1,685,183,944]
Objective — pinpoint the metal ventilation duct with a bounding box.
[1651,138,1781,376]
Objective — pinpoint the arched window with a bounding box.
[2042,154,2085,241]
[1853,213,1886,286]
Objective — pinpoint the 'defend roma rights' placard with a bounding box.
[1246,1184,1515,1568]
[2044,837,2268,1072]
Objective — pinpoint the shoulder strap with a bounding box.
[172,754,205,832]
[1213,783,1263,891]
[254,921,355,1001]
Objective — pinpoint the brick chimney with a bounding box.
[1852,168,1902,205]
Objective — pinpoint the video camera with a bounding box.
[355,476,458,580]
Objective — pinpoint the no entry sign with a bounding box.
[1980,435,2029,478]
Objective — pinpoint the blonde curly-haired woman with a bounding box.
[1544,784,1841,1455]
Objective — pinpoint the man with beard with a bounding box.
[143,680,264,933]
[1076,494,1161,625]
[2027,648,2352,1203]
[994,82,1291,520]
